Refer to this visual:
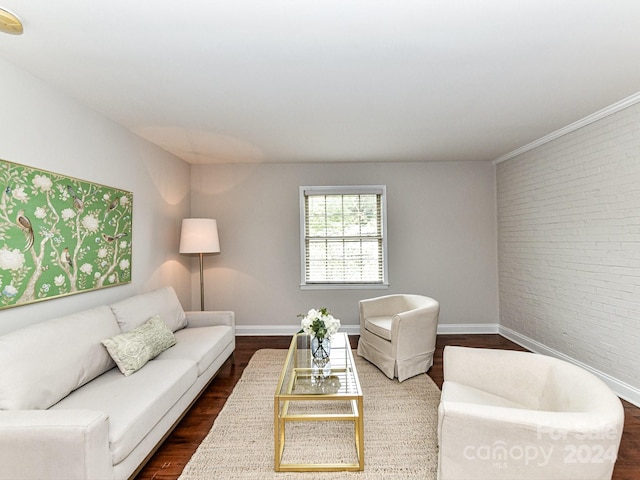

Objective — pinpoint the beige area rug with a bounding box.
[179,349,440,479]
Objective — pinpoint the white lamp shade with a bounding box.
[179,218,220,254]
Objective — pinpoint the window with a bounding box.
[300,185,388,288]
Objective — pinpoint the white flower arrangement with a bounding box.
[299,307,341,340]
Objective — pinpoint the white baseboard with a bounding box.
[234,323,639,407]
[436,323,500,334]
[441,323,640,408]
[499,326,640,408]
[235,323,500,336]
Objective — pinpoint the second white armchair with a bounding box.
[437,346,624,480]
[356,294,439,382]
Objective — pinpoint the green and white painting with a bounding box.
[0,159,133,309]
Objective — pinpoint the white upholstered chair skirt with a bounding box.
[356,294,439,382]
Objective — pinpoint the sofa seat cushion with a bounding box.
[363,316,393,341]
[441,381,529,410]
[0,305,120,410]
[51,359,197,465]
[155,325,233,376]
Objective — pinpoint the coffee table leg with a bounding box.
[356,396,365,470]
[274,399,281,471]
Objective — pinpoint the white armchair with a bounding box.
[356,294,439,382]
[438,346,625,480]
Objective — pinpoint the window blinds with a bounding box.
[302,187,385,284]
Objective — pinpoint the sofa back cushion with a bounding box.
[540,359,622,414]
[0,305,120,410]
[109,286,187,333]
[443,346,554,410]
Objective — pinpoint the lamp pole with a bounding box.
[198,252,205,311]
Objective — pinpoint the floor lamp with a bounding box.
[179,218,220,311]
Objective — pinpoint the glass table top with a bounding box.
[276,333,362,397]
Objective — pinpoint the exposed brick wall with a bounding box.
[497,103,640,389]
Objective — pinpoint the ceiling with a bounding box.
[1,1,640,165]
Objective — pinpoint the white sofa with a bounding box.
[0,286,235,480]
[437,346,624,480]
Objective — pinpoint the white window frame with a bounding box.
[299,185,389,290]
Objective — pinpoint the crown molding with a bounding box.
[493,91,640,165]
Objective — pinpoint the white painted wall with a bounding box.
[0,58,192,335]
[189,161,498,332]
[497,102,640,397]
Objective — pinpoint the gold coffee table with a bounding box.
[274,333,364,472]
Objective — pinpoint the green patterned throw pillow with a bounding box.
[102,315,176,376]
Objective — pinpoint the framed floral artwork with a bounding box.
[0,159,133,309]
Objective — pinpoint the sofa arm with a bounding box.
[392,307,438,358]
[0,409,113,480]
[438,402,623,480]
[185,310,235,329]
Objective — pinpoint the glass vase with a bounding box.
[311,336,331,365]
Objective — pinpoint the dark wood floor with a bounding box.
[136,334,640,480]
